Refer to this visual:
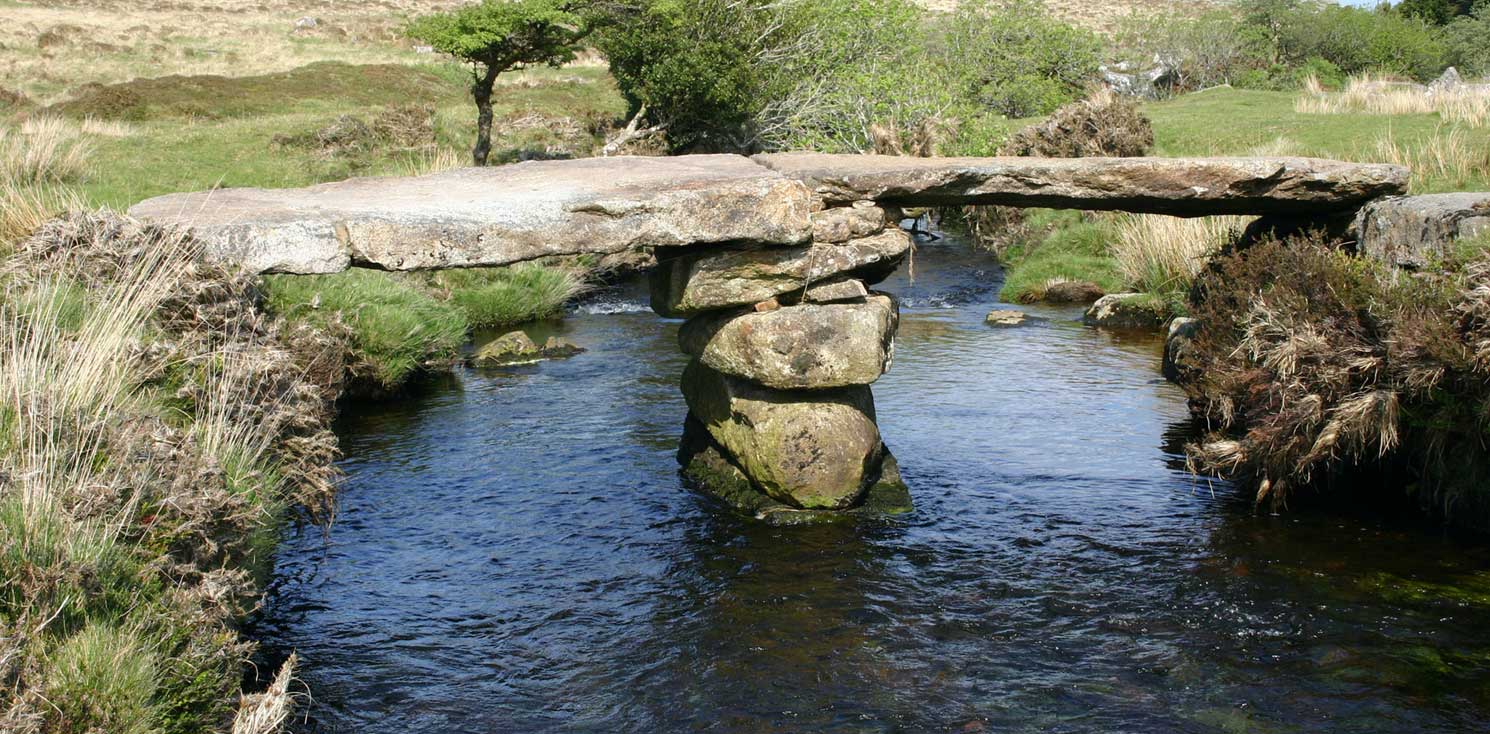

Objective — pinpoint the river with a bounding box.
[250,229,1490,733]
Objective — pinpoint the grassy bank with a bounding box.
[260,264,585,394]
[0,214,340,734]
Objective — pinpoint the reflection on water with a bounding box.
[251,232,1490,733]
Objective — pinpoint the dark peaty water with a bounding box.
[252,231,1490,733]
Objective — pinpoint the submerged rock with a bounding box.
[469,332,584,367]
[1083,293,1168,331]
[679,296,898,390]
[681,361,883,510]
[650,229,911,317]
[985,308,1034,327]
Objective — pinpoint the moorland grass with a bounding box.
[997,210,1126,303]
[262,269,469,391]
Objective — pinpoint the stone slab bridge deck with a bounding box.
[129,153,1409,522]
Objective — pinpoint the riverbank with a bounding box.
[0,213,341,733]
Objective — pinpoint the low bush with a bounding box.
[998,88,1153,158]
[1182,232,1490,525]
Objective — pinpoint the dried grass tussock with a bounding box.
[1368,125,1490,194]
[1298,74,1490,128]
[0,213,343,732]
[1110,213,1249,295]
[0,117,94,185]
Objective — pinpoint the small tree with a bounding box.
[409,0,588,166]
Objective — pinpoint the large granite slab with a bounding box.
[753,153,1409,215]
[128,155,813,274]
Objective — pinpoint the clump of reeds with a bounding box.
[1297,73,1490,128]
[1367,124,1490,193]
[0,116,94,185]
[1110,213,1251,297]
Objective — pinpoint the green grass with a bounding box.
[430,265,586,330]
[73,64,624,209]
[263,269,469,391]
[262,263,585,392]
[1145,87,1490,193]
[997,210,1125,303]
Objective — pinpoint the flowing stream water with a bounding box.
[251,229,1490,733]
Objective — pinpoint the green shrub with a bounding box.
[263,269,468,390]
[942,0,1101,119]
[1444,8,1490,77]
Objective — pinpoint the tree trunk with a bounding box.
[471,64,500,166]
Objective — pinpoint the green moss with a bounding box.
[263,269,468,391]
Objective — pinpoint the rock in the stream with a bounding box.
[650,229,911,317]
[1163,317,1201,383]
[1043,280,1107,304]
[678,415,910,525]
[752,153,1409,215]
[469,332,584,367]
[985,309,1033,327]
[1353,193,1490,270]
[128,155,813,274]
[681,361,883,510]
[1083,293,1168,331]
[679,295,898,390]
[811,200,887,243]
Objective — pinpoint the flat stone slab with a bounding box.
[753,153,1408,215]
[1354,193,1490,269]
[128,155,813,274]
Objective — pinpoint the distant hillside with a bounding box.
[916,0,1229,33]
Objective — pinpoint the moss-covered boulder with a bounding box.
[678,296,897,389]
[1083,293,1168,331]
[681,361,883,510]
[468,332,584,367]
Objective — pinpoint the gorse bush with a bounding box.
[1182,233,1490,525]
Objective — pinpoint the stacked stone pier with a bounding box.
[128,152,1409,522]
[652,200,913,520]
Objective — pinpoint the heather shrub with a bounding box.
[1181,233,1490,525]
[998,88,1153,158]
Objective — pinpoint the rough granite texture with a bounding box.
[679,295,898,389]
[1354,193,1490,269]
[753,153,1408,214]
[128,155,814,274]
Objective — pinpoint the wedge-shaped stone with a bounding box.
[681,361,884,510]
[128,155,812,274]
[679,296,898,389]
[754,153,1408,215]
[650,229,910,317]
[811,200,887,243]
[1354,193,1490,270]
